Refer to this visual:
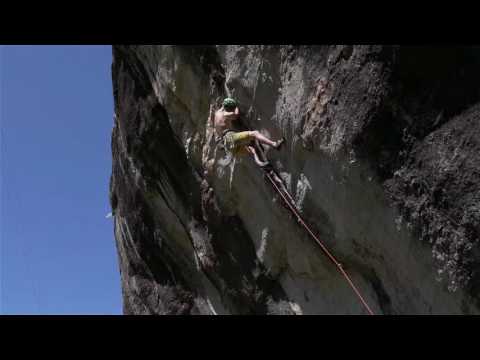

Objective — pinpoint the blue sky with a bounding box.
[1,45,122,314]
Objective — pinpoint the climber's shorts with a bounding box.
[223,130,254,156]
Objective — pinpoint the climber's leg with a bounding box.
[246,146,270,167]
[248,130,285,150]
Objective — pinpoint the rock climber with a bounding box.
[209,97,285,167]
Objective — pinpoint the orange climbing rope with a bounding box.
[263,170,375,315]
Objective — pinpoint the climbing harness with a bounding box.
[222,129,236,152]
[254,144,375,315]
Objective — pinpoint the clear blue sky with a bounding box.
[1,45,122,314]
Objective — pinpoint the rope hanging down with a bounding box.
[263,169,375,315]
[230,112,375,314]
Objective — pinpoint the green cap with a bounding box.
[222,97,237,110]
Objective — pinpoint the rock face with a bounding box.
[109,45,480,314]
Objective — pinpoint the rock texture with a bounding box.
[110,45,480,314]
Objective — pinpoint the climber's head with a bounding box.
[222,97,237,112]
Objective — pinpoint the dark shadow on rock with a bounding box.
[202,187,294,314]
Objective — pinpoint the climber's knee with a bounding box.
[250,130,260,139]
